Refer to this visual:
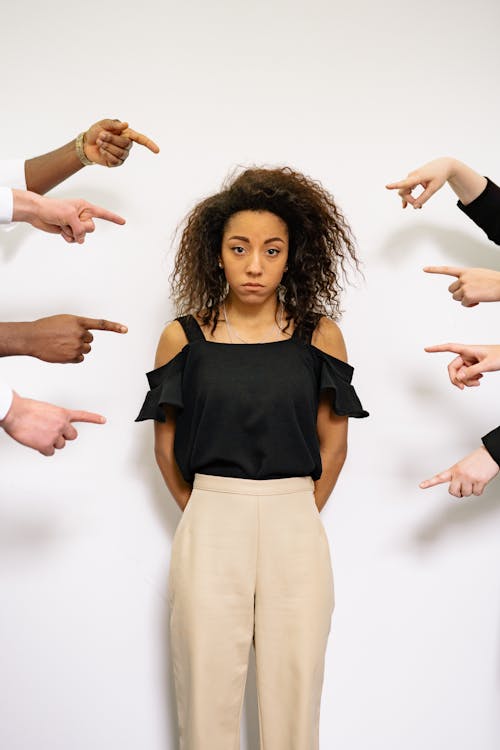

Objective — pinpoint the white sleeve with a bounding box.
[0,159,26,189]
[0,186,13,223]
[0,382,13,421]
[0,159,26,230]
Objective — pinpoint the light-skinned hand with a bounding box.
[423,266,500,307]
[13,190,126,244]
[386,157,455,209]
[0,391,106,456]
[420,447,499,497]
[425,342,500,389]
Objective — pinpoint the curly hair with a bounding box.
[170,166,359,338]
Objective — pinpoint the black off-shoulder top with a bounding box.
[136,315,368,483]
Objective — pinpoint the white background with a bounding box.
[1,0,500,747]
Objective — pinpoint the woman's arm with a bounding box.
[153,322,192,510]
[312,318,349,511]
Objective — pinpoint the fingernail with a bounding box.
[120,325,128,333]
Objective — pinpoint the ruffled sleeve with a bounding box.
[316,348,369,418]
[135,349,186,423]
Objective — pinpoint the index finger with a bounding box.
[419,470,452,489]
[80,204,126,226]
[79,317,128,333]
[385,176,421,190]
[68,411,107,424]
[423,266,463,278]
[424,343,467,355]
[121,127,160,153]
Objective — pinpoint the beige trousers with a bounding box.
[168,474,334,750]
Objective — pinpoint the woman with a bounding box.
[137,167,368,749]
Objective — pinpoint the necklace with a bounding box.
[222,301,284,344]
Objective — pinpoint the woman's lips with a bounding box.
[242,283,264,288]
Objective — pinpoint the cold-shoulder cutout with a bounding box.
[311,316,347,362]
[155,319,190,368]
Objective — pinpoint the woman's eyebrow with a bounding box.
[227,235,285,243]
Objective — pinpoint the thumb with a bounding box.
[412,180,441,209]
[66,213,87,243]
[99,119,129,133]
[461,361,487,380]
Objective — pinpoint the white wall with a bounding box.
[1,1,500,748]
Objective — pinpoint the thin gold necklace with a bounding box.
[222,301,284,344]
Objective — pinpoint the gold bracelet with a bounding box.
[75,131,95,166]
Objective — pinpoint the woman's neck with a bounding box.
[223,293,279,329]
[210,293,291,344]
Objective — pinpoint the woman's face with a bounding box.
[220,210,289,305]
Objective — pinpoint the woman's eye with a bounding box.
[266,248,280,256]
[231,246,246,255]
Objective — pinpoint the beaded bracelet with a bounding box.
[75,131,95,166]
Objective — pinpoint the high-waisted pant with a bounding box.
[168,473,335,750]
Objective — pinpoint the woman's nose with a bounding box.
[246,251,263,274]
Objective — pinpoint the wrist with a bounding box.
[445,157,460,182]
[448,160,487,205]
[0,390,19,428]
[0,384,14,423]
[0,321,35,357]
[11,189,43,224]
[77,131,95,166]
[479,441,500,470]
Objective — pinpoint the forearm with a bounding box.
[155,449,192,510]
[0,322,33,357]
[314,448,347,511]
[448,159,487,206]
[25,139,84,195]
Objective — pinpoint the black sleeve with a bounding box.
[481,426,500,467]
[457,178,500,245]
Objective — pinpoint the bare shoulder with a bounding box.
[155,320,188,368]
[311,316,348,362]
